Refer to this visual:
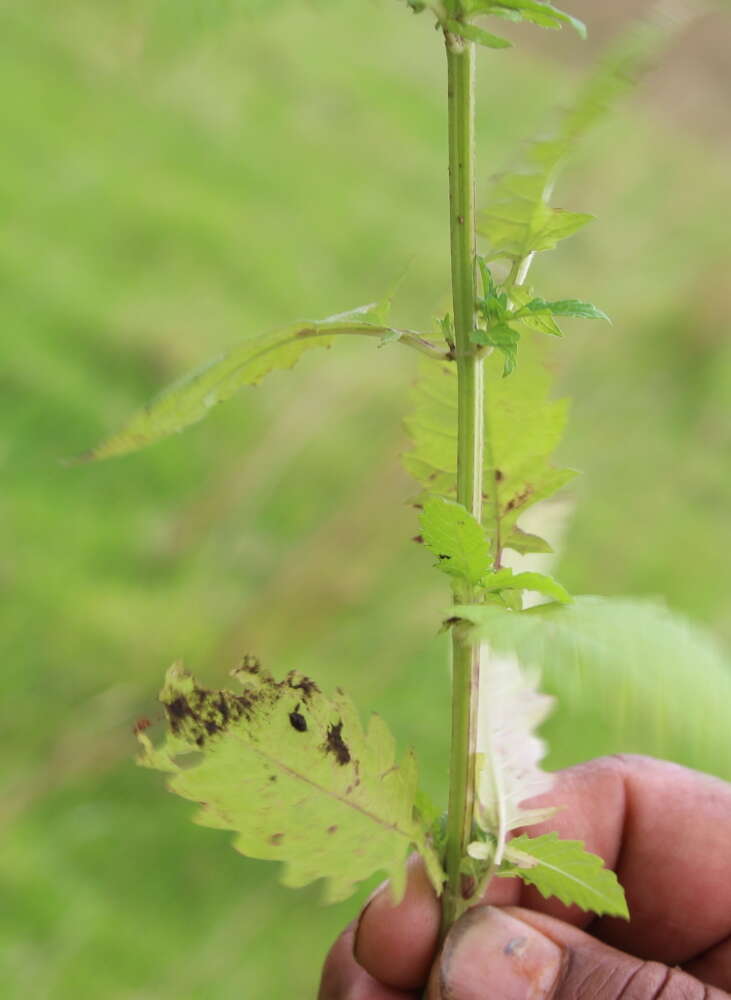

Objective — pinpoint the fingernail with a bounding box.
[437,906,564,1000]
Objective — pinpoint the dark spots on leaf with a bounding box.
[495,469,504,482]
[437,554,450,561]
[504,484,533,514]
[443,616,462,628]
[287,673,320,701]
[289,711,308,733]
[195,735,205,748]
[412,535,424,544]
[133,717,151,734]
[238,653,260,675]
[269,775,277,783]
[324,721,351,766]
[269,833,284,846]
[327,825,337,835]
[297,327,316,338]
[204,719,220,736]
[167,696,193,724]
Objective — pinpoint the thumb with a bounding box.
[428,905,730,1000]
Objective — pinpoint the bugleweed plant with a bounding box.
[80,0,731,946]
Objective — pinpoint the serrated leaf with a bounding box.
[519,298,610,322]
[480,200,593,261]
[509,286,563,337]
[475,651,555,863]
[500,833,628,918]
[464,0,585,37]
[420,497,491,585]
[446,18,512,49]
[482,569,571,604]
[404,353,576,562]
[452,597,731,779]
[138,661,443,904]
[478,11,689,265]
[76,303,439,462]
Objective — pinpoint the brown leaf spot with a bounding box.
[133,717,151,734]
[327,825,338,835]
[323,721,351,766]
[504,484,533,514]
[269,833,284,846]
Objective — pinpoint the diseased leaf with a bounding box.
[446,19,512,49]
[404,353,575,561]
[420,497,491,586]
[452,597,731,778]
[77,303,444,462]
[138,660,443,904]
[500,833,629,918]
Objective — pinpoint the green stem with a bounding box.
[441,29,484,936]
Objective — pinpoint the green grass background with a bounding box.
[2,0,730,995]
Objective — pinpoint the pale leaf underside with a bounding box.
[476,651,555,859]
[138,661,443,904]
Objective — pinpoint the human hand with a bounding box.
[319,755,731,998]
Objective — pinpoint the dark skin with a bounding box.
[320,755,731,999]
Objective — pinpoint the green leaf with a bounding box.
[509,286,563,337]
[404,352,575,561]
[445,19,512,49]
[138,661,444,904]
[451,597,731,778]
[518,298,610,323]
[501,833,628,917]
[482,569,571,604]
[463,0,585,37]
[420,497,491,585]
[504,526,554,555]
[480,198,593,261]
[471,323,520,376]
[76,303,439,462]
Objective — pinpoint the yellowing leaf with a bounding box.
[404,353,576,560]
[138,661,443,904]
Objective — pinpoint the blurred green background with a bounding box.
[2,0,730,995]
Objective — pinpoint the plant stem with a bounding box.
[441,29,484,936]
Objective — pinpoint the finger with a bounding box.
[685,935,731,993]
[354,852,517,991]
[428,904,731,1000]
[355,755,731,988]
[319,921,417,1000]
